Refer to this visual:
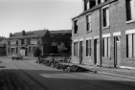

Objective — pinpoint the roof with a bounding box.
[9,29,48,39]
[50,30,72,34]
[49,30,72,41]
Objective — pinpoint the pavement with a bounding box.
[31,56,135,80]
[77,64,135,80]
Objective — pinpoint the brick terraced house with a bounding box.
[72,0,135,68]
[7,30,49,56]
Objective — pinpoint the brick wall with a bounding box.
[72,0,135,67]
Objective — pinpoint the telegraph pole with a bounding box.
[99,8,103,67]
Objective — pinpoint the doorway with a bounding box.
[79,41,83,64]
[94,39,99,65]
[114,36,121,68]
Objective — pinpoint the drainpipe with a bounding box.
[99,8,103,67]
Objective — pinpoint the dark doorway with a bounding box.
[79,41,83,64]
[94,39,97,65]
[114,36,121,68]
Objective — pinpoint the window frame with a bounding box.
[74,42,79,56]
[126,33,135,58]
[102,5,110,28]
[126,0,135,22]
[102,36,110,58]
[86,39,92,57]
[86,0,90,10]
[74,20,78,34]
[86,15,92,32]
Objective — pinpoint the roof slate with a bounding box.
[10,30,48,39]
[50,30,72,34]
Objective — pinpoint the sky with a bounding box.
[0,0,82,37]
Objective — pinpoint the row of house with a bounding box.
[71,0,135,68]
[7,29,71,57]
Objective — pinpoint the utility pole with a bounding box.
[99,8,103,67]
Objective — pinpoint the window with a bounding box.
[126,33,135,58]
[87,0,90,10]
[84,0,109,11]
[86,15,92,32]
[126,0,135,21]
[98,0,101,4]
[86,39,92,56]
[84,0,87,11]
[74,42,79,56]
[74,20,78,34]
[102,37,110,57]
[16,40,18,45]
[10,40,16,45]
[102,7,109,27]
[90,0,96,9]
[24,39,27,44]
[21,39,24,45]
[84,0,96,10]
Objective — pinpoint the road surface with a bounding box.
[0,57,135,90]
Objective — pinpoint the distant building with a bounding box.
[7,29,72,57]
[72,0,135,68]
[7,30,49,56]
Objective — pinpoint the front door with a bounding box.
[79,41,83,64]
[94,39,99,65]
[114,36,121,68]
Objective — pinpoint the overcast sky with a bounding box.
[0,0,82,37]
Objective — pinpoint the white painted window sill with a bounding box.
[126,19,135,24]
[87,30,92,33]
[102,25,110,30]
